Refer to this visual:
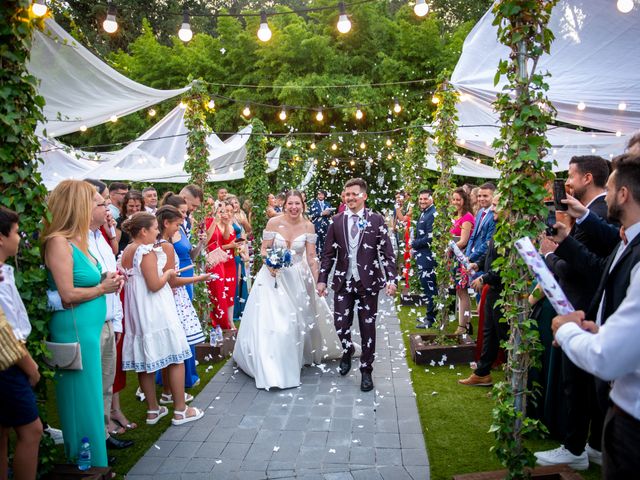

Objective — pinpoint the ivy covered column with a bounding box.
[490,1,557,477]
[430,80,459,327]
[1,0,55,471]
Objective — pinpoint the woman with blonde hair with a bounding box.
[43,180,122,468]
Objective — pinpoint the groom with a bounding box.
[317,178,397,392]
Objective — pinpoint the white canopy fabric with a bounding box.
[38,106,281,188]
[425,152,500,179]
[451,0,640,134]
[29,19,190,138]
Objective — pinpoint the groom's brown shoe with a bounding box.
[360,371,374,392]
[339,350,353,376]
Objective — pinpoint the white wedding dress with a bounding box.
[233,231,343,390]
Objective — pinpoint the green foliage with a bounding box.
[490,1,557,477]
[274,137,308,194]
[0,1,55,473]
[430,79,459,326]
[244,118,270,274]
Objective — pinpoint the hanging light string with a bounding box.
[203,78,436,89]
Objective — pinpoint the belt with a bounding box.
[612,404,640,425]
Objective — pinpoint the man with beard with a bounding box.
[536,156,617,470]
[550,153,640,479]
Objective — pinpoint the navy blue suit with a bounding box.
[309,198,332,254]
[412,205,436,324]
[465,208,496,264]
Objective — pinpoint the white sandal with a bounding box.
[172,407,204,426]
[146,406,169,425]
[159,392,194,405]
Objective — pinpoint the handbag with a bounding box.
[0,308,28,371]
[44,305,83,370]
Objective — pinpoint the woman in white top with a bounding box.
[233,190,342,390]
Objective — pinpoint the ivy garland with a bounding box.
[243,118,270,274]
[0,1,56,472]
[430,79,459,327]
[489,1,557,477]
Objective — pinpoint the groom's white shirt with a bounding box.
[346,207,364,282]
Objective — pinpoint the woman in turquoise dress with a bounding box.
[43,180,122,467]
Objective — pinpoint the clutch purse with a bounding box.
[44,305,83,370]
[0,308,28,371]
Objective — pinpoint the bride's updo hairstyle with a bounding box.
[155,205,183,234]
[283,189,305,212]
[121,212,156,238]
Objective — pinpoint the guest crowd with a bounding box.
[0,133,639,478]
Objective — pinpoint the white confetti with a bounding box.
[273,446,280,452]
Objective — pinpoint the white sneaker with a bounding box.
[44,426,64,445]
[534,445,589,471]
[585,444,602,466]
[135,386,146,402]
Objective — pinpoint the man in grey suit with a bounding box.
[411,190,436,328]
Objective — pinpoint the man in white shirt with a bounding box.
[551,153,640,479]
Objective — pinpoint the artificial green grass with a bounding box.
[44,358,227,478]
[398,304,601,480]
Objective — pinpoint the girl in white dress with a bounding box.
[233,190,342,390]
[119,212,204,426]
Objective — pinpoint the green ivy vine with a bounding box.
[489,1,557,477]
[430,78,459,327]
[0,1,56,473]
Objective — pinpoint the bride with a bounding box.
[233,189,342,390]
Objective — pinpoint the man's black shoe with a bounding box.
[415,322,427,329]
[361,371,374,392]
[339,350,353,376]
[108,456,117,466]
[106,436,134,449]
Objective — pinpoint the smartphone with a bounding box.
[553,179,568,211]
[236,237,245,243]
[545,206,557,236]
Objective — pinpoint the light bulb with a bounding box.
[591,148,596,153]
[475,158,482,164]
[331,143,338,151]
[331,160,337,166]
[616,131,622,137]
[80,125,87,132]
[286,140,292,147]
[242,104,251,117]
[179,101,187,109]
[314,159,318,165]
[178,12,193,42]
[355,107,363,120]
[257,12,272,42]
[31,0,47,17]
[617,0,634,13]
[310,142,316,150]
[393,98,402,114]
[577,101,586,111]
[431,95,440,104]
[279,108,287,121]
[360,141,366,150]
[103,4,118,33]
[110,115,118,123]
[459,138,466,145]
[350,160,355,166]
[148,108,156,117]
[459,92,468,102]
[618,102,627,111]
[337,3,352,33]
[414,0,429,17]
[315,109,324,122]
[385,138,392,147]
[387,153,393,160]
[207,99,215,109]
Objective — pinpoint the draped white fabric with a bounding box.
[451,0,640,134]
[38,106,281,188]
[424,152,500,179]
[29,19,190,138]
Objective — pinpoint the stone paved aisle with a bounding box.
[126,295,429,480]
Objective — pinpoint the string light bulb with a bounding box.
[278,108,287,121]
[459,138,466,145]
[315,109,324,122]
[179,101,187,109]
[355,106,364,120]
[336,2,352,34]
[310,142,317,150]
[350,160,355,166]
[242,104,251,117]
[414,0,429,17]
[331,143,338,151]
[577,101,586,111]
[360,141,366,150]
[286,140,292,147]
[618,102,627,111]
[148,108,156,117]
[80,125,87,132]
[331,159,337,166]
[110,115,118,123]
[103,2,118,34]
[616,131,622,137]
[385,138,392,147]
[207,99,215,109]
[617,0,634,13]
[393,97,402,114]
[431,95,440,104]
[387,153,393,160]
[257,12,272,42]
[178,11,193,42]
[31,0,48,17]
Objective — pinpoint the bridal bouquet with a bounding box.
[264,247,293,288]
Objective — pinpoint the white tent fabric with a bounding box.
[451,0,640,134]
[29,19,190,138]
[38,106,281,187]
[424,152,500,178]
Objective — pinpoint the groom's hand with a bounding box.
[385,282,397,296]
[316,282,327,297]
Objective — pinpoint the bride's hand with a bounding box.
[316,282,327,297]
[267,266,277,277]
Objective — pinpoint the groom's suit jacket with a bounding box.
[318,209,397,293]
